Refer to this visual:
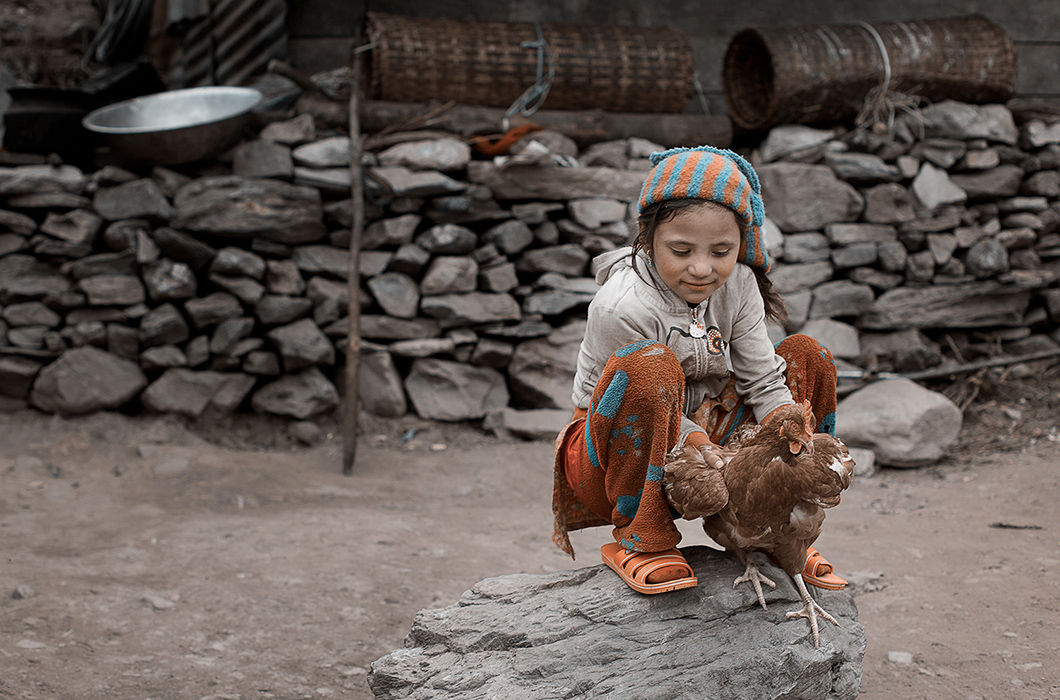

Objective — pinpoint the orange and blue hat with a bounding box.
[638,145,770,273]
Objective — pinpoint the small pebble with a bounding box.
[11,585,35,600]
[888,650,914,665]
[290,421,323,446]
[142,593,175,610]
[429,443,447,452]
[17,639,46,649]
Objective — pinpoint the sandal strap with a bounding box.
[805,548,834,577]
[618,549,693,583]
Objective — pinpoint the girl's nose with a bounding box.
[688,255,712,277]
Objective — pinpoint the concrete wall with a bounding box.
[286,0,1059,116]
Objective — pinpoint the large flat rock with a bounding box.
[369,546,864,699]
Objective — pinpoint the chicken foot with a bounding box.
[732,552,776,610]
[786,573,841,648]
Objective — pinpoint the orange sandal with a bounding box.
[802,546,847,590]
[600,542,698,594]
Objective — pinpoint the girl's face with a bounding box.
[650,204,741,305]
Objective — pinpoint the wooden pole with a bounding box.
[343,49,366,475]
[836,347,1060,396]
[358,100,734,149]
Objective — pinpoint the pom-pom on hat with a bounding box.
[638,145,771,273]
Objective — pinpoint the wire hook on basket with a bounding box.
[502,22,555,132]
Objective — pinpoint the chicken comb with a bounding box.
[800,400,815,428]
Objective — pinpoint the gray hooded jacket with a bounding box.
[572,246,793,446]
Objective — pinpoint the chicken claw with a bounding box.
[733,556,776,610]
[786,573,841,648]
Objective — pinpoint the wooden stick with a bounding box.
[359,100,733,148]
[342,49,366,475]
[836,347,1060,396]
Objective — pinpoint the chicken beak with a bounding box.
[788,437,814,455]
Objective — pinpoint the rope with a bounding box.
[854,20,924,134]
[502,22,555,130]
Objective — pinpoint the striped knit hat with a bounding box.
[637,145,770,273]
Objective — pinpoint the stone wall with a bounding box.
[356,99,1060,430]
[1,99,1058,425]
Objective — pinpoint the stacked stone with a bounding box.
[1,99,1057,427]
[356,101,1060,430]
[755,100,1060,374]
[0,114,354,420]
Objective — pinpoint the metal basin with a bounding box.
[82,86,263,165]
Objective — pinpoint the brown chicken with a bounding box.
[663,401,855,647]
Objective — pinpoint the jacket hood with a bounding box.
[591,246,639,285]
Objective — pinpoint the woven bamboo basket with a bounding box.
[722,14,1017,130]
[365,12,694,114]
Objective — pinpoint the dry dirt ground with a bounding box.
[1,368,1058,700]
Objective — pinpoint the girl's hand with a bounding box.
[685,431,725,470]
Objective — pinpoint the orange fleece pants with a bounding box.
[563,334,837,553]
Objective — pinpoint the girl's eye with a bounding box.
[670,248,691,257]
[713,249,732,257]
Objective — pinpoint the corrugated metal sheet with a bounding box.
[166,0,287,88]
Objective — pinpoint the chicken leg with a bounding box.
[732,551,776,610]
[786,573,841,648]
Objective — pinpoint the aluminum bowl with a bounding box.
[82,86,263,165]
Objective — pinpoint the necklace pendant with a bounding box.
[689,322,706,338]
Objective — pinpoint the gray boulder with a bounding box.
[823,152,899,183]
[292,136,351,167]
[758,163,864,231]
[915,100,1018,145]
[141,369,256,416]
[837,378,962,467]
[858,281,1030,329]
[292,244,349,279]
[139,303,190,346]
[467,162,644,201]
[173,176,326,244]
[260,113,315,145]
[420,292,521,327]
[782,233,830,263]
[266,318,334,370]
[798,319,861,359]
[861,183,916,225]
[516,243,590,276]
[404,358,508,420]
[3,301,60,328]
[93,179,174,221]
[420,256,479,295]
[369,546,864,700]
[809,281,875,319]
[758,125,835,162]
[910,163,966,210]
[367,272,420,319]
[78,274,145,306]
[0,255,71,300]
[377,138,471,171]
[232,139,294,179]
[0,164,85,196]
[507,332,581,409]
[251,367,339,419]
[364,214,421,250]
[359,350,407,417]
[210,247,266,280]
[143,259,197,301]
[29,347,147,415]
[484,407,571,440]
[368,166,466,198]
[770,261,834,294]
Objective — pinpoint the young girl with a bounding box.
[551,145,846,594]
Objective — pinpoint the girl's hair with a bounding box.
[632,198,788,323]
